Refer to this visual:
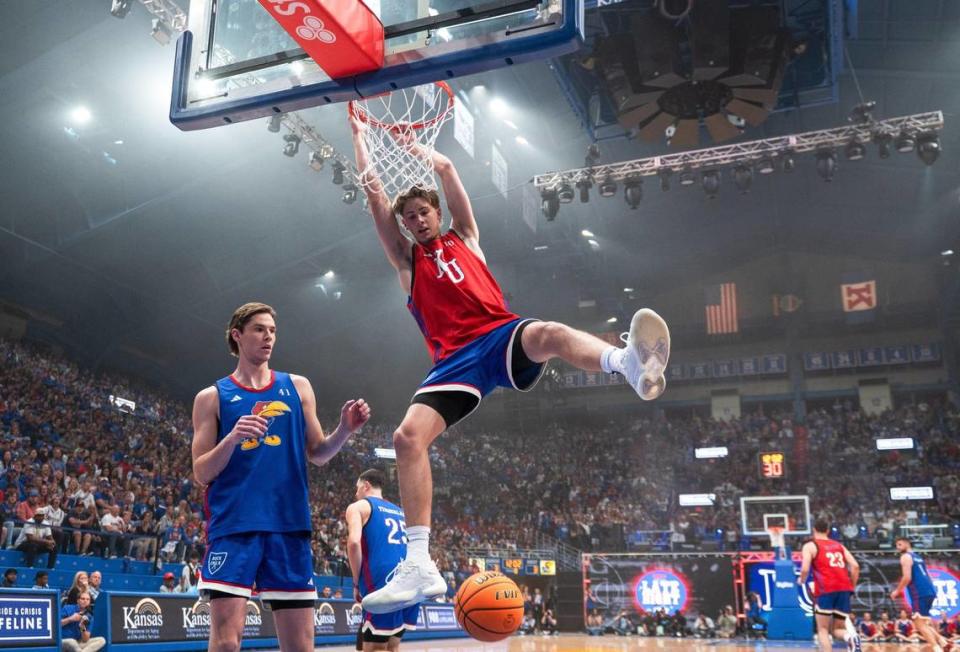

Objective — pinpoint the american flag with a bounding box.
[705,283,738,334]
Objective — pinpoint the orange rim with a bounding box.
[348,81,455,132]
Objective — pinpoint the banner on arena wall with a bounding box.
[840,272,877,323]
[107,594,462,645]
[586,555,734,620]
[108,595,366,644]
[913,343,941,363]
[491,143,508,199]
[560,341,939,390]
[0,590,58,649]
[521,183,539,233]
[454,98,475,158]
[745,552,960,620]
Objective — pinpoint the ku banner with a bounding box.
[840,273,877,323]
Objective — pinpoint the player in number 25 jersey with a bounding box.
[345,469,421,650]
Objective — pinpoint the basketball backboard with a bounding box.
[740,495,811,538]
[170,0,583,130]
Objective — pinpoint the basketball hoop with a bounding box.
[767,526,786,560]
[348,82,455,197]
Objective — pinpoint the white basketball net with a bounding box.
[349,82,455,198]
[767,527,786,559]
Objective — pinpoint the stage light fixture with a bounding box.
[733,165,752,193]
[584,143,601,167]
[658,168,671,191]
[110,0,133,18]
[342,183,358,204]
[624,176,642,210]
[757,157,775,175]
[815,149,836,181]
[701,170,720,198]
[781,150,796,173]
[308,151,324,171]
[895,130,916,153]
[541,187,560,220]
[331,160,346,185]
[916,132,940,165]
[598,175,617,198]
[849,101,876,125]
[679,168,696,186]
[557,181,575,204]
[282,133,301,157]
[845,138,866,161]
[576,177,593,203]
[150,18,174,45]
[267,114,282,133]
[875,133,892,159]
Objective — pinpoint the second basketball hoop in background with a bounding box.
[349,82,455,196]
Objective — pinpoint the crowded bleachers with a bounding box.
[2,338,958,599]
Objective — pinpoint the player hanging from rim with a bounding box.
[891,536,952,652]
[797,518,862,652]
[346,469,420,652]
[192,303,371,652]
[348,114,671,614]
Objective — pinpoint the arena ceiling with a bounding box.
[0,1,958,410]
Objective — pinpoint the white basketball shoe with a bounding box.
[361,559,447,614]
[619,308,670,400]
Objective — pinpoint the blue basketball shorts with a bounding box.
[411,318,546,427]
[362,605,420,639]
[198,531,316,600]
[815,591,852,617]
[910,592,936,618]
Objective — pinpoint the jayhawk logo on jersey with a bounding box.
[241,400,291,450]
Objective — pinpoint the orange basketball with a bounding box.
[453,571,524,642]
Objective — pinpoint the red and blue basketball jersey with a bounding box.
[205,371,311,541]
[408,230,518,362]
[810,538,854,594]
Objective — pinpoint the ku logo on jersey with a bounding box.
[430,249,465,284]
[241,400,290,451]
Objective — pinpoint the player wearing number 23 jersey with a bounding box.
[799,520,861,652]
[810,538,855,600]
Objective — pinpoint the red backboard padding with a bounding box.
[256,0,384,78]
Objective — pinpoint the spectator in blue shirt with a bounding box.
[60,590,105,651]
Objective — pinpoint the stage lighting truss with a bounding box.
[207,44,359,193]
[532,111,943,197]
[131,1,360,201]
[136,0,187,33]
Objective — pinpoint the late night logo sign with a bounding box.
[905,568,960,619]
[635,570,689,615]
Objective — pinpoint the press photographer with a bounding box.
[60,590,106,652]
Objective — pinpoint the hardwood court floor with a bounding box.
[309,634,931,651]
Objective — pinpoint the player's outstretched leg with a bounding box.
[361,405,447,614]
[618,308,670,399]
[522,308,670,400]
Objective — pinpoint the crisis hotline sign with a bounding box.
[633,569,690,615]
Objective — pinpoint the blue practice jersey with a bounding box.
[907,551,937,598]
[204,371,311,540]
[358,496,408,597]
